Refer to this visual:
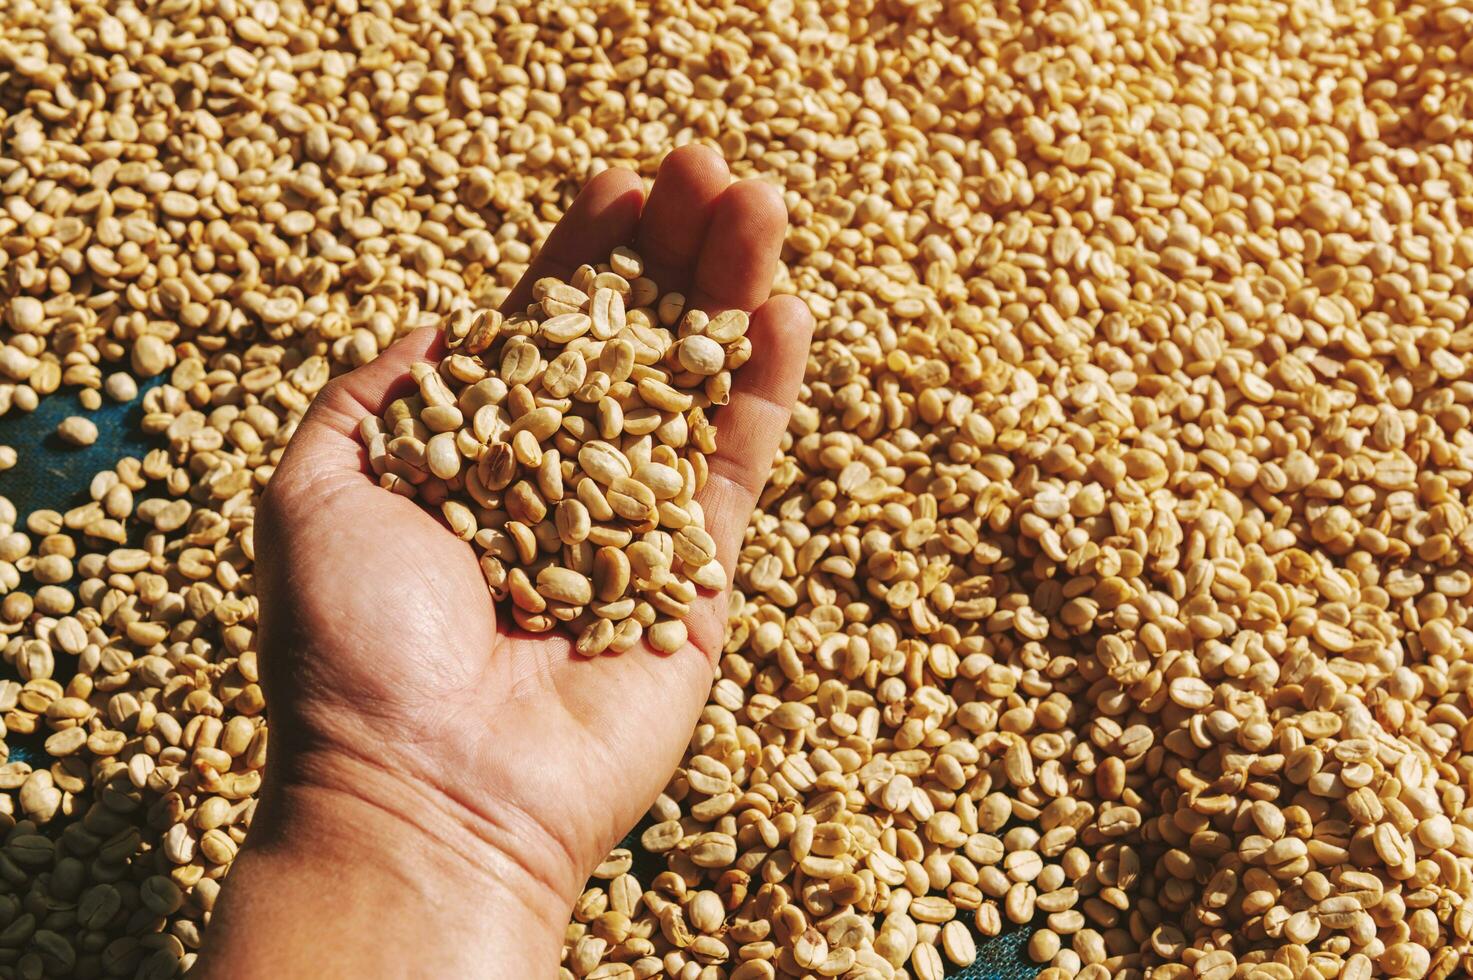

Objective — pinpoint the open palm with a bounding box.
[246,146,813,924]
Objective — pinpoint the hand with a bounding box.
[193,146,814,979]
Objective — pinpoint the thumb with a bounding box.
[302,326,445,447]
[264,325,445,515]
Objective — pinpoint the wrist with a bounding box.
[195,752,569,979]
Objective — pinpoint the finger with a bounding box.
[259,326,450,538]
[700,294,814,563]
[503,169,645,312]
[689,179,787,314]
[304,326,444,441]
[635,145,729,293]
[266,325,443,504]
[685,294,814,655]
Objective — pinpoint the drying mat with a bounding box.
[1,384,1038,978]
[0,378,165,767]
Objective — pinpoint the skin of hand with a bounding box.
[192,146,814,979]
